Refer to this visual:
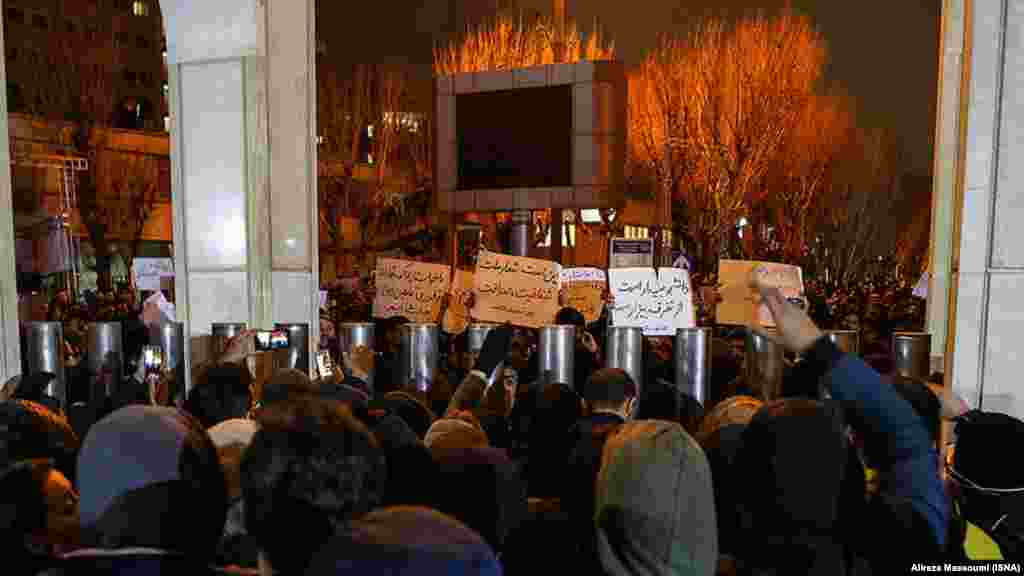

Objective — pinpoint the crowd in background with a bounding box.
[4,268,1021,576]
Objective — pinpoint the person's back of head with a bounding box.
[584,368,636,418]
[734,399,847,571]
[306,507,501,576]
[257,367,318,414]
[595,420,717,576]
[76,405,227,561]
[185,362,253,429]
[242,396,385,574]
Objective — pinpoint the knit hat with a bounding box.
[306,506,502,576]
[595,420,718,576]
[77,405,227,557]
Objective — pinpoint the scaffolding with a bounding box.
[10,154,90,296]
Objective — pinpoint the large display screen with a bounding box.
[456,85,573,190]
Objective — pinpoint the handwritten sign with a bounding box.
[474,252,561,328]
[133,258,174,291]
[561,268,606,324]
[443,270,475,334]
[609,268,695,336]
[609,238,654,268]
[717,260,804,327]
[372,259,451,323]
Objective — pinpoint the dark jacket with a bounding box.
[810,337,947,567]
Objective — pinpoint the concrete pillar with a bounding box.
[0,8,19,384]
[946,0,1024,418]
[927,0,966,375]
[161,0,319,384]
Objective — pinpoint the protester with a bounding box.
[241,396,385,574]
[68,405,227,574]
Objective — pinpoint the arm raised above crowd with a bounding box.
[753,278,946,548]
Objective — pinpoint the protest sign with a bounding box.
[474,251,561,328]
[133,258,174,292]
[561,268,607,324]
[443,269,475,334]
[716,260,804,327]
[609,267,695,336]
[372,259,451,323]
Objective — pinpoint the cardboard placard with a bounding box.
[372,259,451,323]
[443,269,476,334]
[561,268,607,324]
[716,260,804,327]
[609,267,695,336]
[474,251,561,328]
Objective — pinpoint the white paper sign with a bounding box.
[133,258,174,292]
[717,260,804,327]
[609,267,695,336]
[372,259,451,323]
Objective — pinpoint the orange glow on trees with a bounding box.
[433,15,615,76]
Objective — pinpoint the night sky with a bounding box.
[320,0,940,174]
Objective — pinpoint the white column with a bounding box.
[927,0,966,374]
[0,4,20,383]
[948,0,1024,418]
[161,0,319,380]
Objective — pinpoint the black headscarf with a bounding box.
[733,399,848,574]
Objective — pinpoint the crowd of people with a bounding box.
[2,272,1021,575]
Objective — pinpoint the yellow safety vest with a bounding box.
[864,470,1003,560]
[957,502,1004,561]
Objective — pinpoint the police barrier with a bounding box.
[19,322,66,409]
[399,324,439,393]
[676,328,712,408]
[539,325,575,390]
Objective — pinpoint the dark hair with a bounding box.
[184,363,253,428]
[260,368,318,408]
[584,368,636,408]
[555,307,586,328]
[242,397,385,573]
[0,400,79,483]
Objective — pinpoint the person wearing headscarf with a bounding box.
[66,406,227,575]
[595,420,718,576]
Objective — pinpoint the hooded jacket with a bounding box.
[595,420,718,576]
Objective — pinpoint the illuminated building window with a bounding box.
[163,115,170,132]
[539,222,576,248]
[132,1,149,17]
